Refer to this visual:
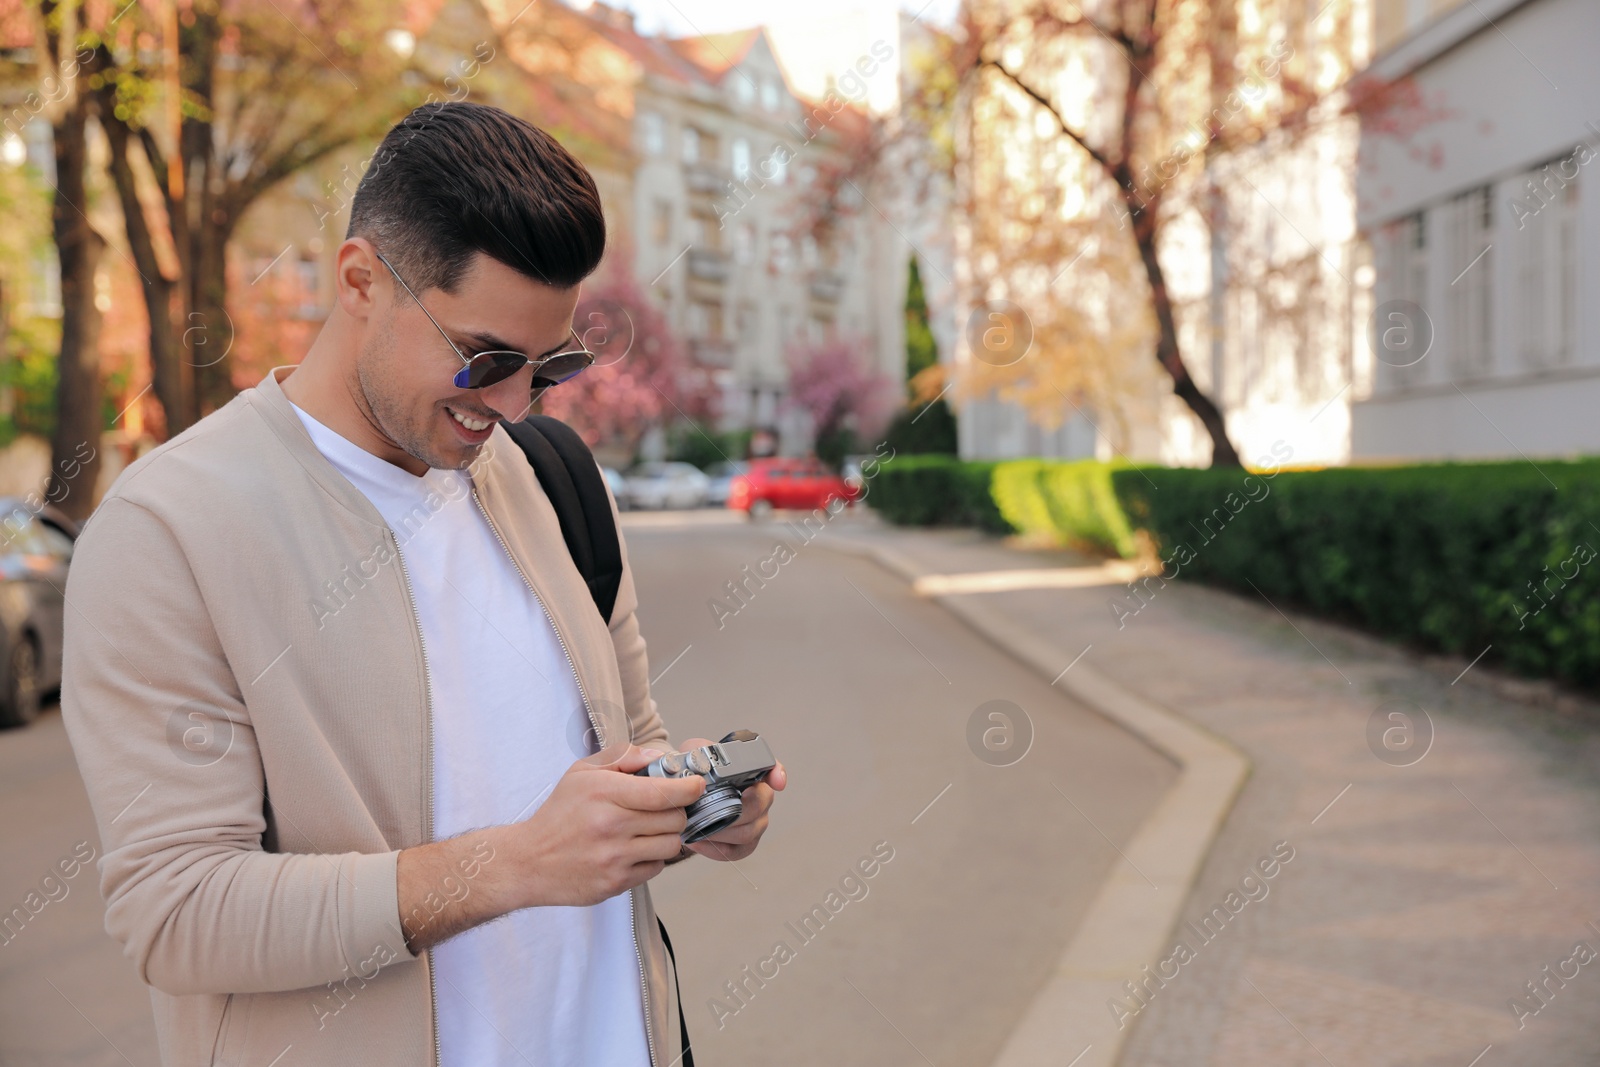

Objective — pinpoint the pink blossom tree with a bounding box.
[537,263,718,453]
[782,335,894,466]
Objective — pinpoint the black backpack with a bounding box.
[500,414,695,1066]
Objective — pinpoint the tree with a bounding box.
[782,334,893,469]
[946,0,1349,467]
[15,0,112,516]
[904,254,937,385]
[93,0,451,434]
[537,264,717,456]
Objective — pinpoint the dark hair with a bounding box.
[347,102,606,294]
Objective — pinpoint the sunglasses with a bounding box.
[374,249,596,394]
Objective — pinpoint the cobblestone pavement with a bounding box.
[823,514,1600,1067]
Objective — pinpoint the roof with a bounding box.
[664,29,761,83]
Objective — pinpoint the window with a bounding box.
[734,75,755,106]
[693,214,722,250]
[760,79,781,111]
[1513,159,1580,370]
[731,138,751,180]
[734,222,757,264]
[769,232,793,272]
[768,148,788,185]
[3,513,46,555]
[651,198,672,245]
[295,258,322,318]
[801,235,819,270]
[681,126,701,164]
[37,523,73,561]
[1444,186,1492,380]
[1377,210,1428,389]
[639,111,665,155]
[687,302,723,340]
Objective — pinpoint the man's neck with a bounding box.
[282,341,428,477]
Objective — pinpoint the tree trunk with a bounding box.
[187,218,236,417]
[180,11,237,420]
[102,107,188,437]
[47,96,107,520]
[1123,184,1242,468]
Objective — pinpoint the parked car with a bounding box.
[0,500,79,727]
[623,462,712,510]
[705,460,748,507]
[726,458,859,518]
[601,466,631,510]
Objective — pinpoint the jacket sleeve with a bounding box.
[598,464,672,756]
[59,496,407,996]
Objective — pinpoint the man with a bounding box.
[60,102,783,1067]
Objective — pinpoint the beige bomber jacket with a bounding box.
[60,365,685,1067]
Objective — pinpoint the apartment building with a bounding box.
[1352,0,1600,459]
[230,0,908,455]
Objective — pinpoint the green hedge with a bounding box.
[992,458,1143,558]
[866,455,1012,533]
[1112,461,1600,691]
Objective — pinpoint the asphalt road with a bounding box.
[625,512,1175,1067]
[0,510,1176,1067]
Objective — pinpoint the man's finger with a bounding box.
[614,771,705,811]
[594,744,671,775]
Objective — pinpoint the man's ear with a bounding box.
[334,238,384,321]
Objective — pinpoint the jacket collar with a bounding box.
[248,364,514,535]
[249,366,391,531]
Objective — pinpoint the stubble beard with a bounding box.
[354,325,479,473]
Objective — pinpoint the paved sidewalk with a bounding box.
[822,514,1600,1067]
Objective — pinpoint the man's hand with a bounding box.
[507,744,707,907]
[674,736,787,863]
[397,744,703,953]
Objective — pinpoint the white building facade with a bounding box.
[614,18,907,453]
[1352,0,1600,460]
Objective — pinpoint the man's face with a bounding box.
[356,250,581,472]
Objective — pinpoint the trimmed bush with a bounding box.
[883,398,959,456]
[993,459,1142,558]
[866,455,1013,533]
[1112,460,1600,691]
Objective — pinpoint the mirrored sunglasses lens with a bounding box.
[464,352,528,389]
[531,354,592,389]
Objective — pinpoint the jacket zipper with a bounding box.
[389,529,442,1067]
[471,488,661,1067]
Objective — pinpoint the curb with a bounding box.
[818,537,1251,1067]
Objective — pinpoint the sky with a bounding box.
[600,0,961,114]
[611,0,961,37]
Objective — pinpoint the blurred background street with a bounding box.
[4,0,1600,1063]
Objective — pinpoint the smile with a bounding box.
[448,408,494,432]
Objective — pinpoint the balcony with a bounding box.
[687,249,730,283]
[685,164,731,196]
[689,339,735,367]
[809,271,846,303]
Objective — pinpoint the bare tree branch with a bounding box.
[976,57,1118,175]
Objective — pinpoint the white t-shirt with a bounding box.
[290,402,651,1067]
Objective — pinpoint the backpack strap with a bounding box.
[657,916,695,1067]
[500,415,624,625]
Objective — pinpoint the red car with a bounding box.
[726,458,859,518]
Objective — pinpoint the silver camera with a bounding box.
[634,730,777,843]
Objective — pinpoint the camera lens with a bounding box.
[683,785,743,843]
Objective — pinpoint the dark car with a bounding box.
[0,499,79,727]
